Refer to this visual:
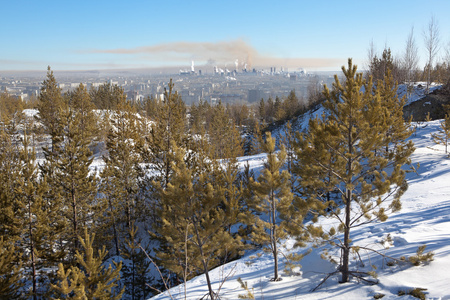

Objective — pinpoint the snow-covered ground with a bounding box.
[150,120,450,300]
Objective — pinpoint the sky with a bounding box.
[1,0,450,73]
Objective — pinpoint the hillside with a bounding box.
[150,119,450,299]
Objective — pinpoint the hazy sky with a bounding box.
[2,0,450,72]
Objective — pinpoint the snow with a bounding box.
[149,119,450,300]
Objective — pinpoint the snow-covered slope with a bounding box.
[150,120,450,299]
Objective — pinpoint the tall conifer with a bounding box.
[36,66,65,152]
[99,99,142,255]
[295,59,414,283]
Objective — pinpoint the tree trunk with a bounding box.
[271,189,279,281]
[28,198,37,300]
[193,222,215,300]
[108,197,120,256]
[341,187,352,283]
[72,188,78,252]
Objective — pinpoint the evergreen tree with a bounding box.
[280,121,296,192]
[90,82,126,111]
[294,59,415,283]
[208,101,243,159]
[266,96,274,123]
[274,96,285,121]
[250,132,292,281]
[41,103,98,259]
[0,130,22,241]
[51,230,124,300]
[0,236,23,299]
[67,83,98,143]
[258,98,266,122]
[139,79,187,189]
[98,99,142,255]
[15,130,48,299]
[0,90,24,135]
[121,223,153,300]
[36,66,65,152]
[153,143,243,300]
[284,90,300,119]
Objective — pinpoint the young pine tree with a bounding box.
[67,83,99,144]
[250,132,293,281]
[36,66,65,153]
[0,236,23,299]
[98,99,142,255]
[15,130,50,300]
[51,230,124,300]
[41,103,98,259]
[120,223,153,300]
[295,59,415,283]
[139,79,187,189]
[153,143,243,300]
[0,130,22,241]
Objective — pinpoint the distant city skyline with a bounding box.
[2,0,450,72]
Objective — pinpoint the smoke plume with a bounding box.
[89,39,339,69]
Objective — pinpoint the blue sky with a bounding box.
[1,0,450,72]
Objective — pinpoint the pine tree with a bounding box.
[121,223,153,300]
[250,132,293,281]
[153,143,243,300]
[98,99,142,255]
[274,96,285,121]
[280,121,296,192]
[284,90,300,119]
[41,102,98,259]
[0,130,22,241]
[208,101,243,159]
[90,82,126,111]
[0,89,25,135]
[258,98,266,122]
[431,114,450,154]
[0,236,23,299]
[15,130,46,300]
[36,66,65,153]
[139,79,187,189]
[295,59,415,283]
[51,230,124,300]
[67,83,98,143]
